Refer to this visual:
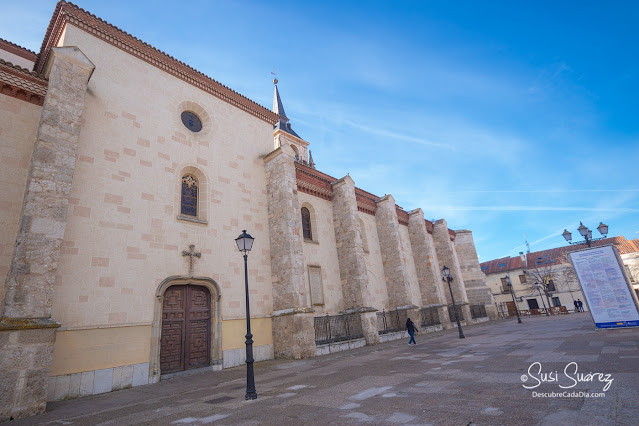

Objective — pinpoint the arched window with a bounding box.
[181,175,198,217]
[301,207,312,241]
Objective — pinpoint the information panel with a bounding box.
[569,246,639,328]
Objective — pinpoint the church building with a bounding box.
[0,1,495,420]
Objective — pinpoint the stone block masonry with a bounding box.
[432,219,472,321]
[454,230,498,320]
[263,146,316,359]
[407,209,452,328]
[331,175,379,345]
[375,195,416,311]
[0,47,95,421]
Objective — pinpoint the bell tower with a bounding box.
[272,79,314,168]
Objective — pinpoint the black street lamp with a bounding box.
[441,266,465,339]
[562,222,608,248]
[534,282,550,316]
[235,230,257,400]
[505,275,523,323]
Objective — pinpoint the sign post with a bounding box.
[568,245,639,329]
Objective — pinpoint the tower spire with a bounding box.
[272,78,300,138]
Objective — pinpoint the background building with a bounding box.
[480,236,639,317]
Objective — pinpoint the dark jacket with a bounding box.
[406,319,417,333]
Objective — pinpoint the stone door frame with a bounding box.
[150,276,222,383]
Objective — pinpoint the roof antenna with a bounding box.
[524,233,531,254]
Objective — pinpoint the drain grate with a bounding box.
[205,396,234,404]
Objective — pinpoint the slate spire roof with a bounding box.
[272,78,301,138]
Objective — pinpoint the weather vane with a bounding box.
[271,67,278,85]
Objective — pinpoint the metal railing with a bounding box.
[470,304,487,319]
[447,304,465,322]
[376,309,408,334]
[314,313,363,345]
[419,307,441,327]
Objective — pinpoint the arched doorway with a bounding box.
[150,277,222,381]
[160,284,211,373]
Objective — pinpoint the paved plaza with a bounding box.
[13,314,639,425]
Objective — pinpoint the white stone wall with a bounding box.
[52,24,275,332]
[360,212,389,310]
[0,96,41,309]
[298,192,343,314]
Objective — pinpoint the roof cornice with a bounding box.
[35,1,279,125]
[0,38,38,63]
[0,58,48,106]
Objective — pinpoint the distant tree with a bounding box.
[524,262,559,311]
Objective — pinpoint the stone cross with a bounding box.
[182,244,201,277]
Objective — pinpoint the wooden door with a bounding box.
[160,285,211,374]
[506,301,517,317]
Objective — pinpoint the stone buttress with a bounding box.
[432,219,472,322]
[331,175,379,344]
[454,230,498,320]
[407,209,452,328]
[263,146,316,359]
[375,195,419,319]
[0,47,95,421]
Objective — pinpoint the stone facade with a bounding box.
[432,219,472,321]
[263,146,315,359]
[455,230,498,320]
[332,175,379,345]
[0,46,94,421]
[0,2,495,419]
[408,209,452,328]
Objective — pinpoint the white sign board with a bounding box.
[569,245,639,328]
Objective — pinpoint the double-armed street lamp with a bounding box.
[504,275,523,323]
[441,266,465,339]
[562,222,608,248]
[533,282,550,316]
[235,230,257,400]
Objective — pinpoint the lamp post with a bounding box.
[505,275,522,323]
[235,230,257,400]
[534,282,550,316]
[562,222,608,248]
[441,266,464,339]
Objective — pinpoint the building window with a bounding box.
[552,297,561,307]
[498,263,506,268]
[481,266,488,271]
[308,266,324,305]
[519,274,527,284]
[546,279,556,292]
[500,277,509,292]
[625,265,635,282]
[181,111,203,132]
[301,207,312,241]
[181,175,198,216]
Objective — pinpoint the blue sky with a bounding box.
[3,1,638,261]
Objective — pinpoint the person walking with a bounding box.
[406,318,419,346]
[573,300,579,313]
[577,299,584,312]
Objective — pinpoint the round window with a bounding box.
[181,111,203,132]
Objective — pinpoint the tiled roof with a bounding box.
[480,236,639,274]
[0,58,48,106]
[0,38,38,63]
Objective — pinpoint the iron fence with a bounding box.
[376,309,408,334]
[470,304,487,319]
[419,307,441,327]
[447,304,465,322]
[314,313,363,345]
